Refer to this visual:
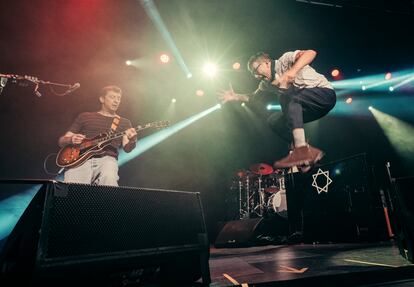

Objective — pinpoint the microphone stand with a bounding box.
[0,73,75,97]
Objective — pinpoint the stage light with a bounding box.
[266,104,282,111]
[233,62,241,70]
[362,85,366,91]
[385,72,392,80]
[346,97,352,104]
[203,63,218,77]
[196,89,204,97]
[331,69,340,78]
[171,98,176,103]
[334,169,341,175]
[241,102,246,107]
[187,73,193,79]
[126,60,132,66]
[160,53,170,64]
[389,86,394,92]
[368,106,373,110]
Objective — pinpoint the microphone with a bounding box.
[64,83,80,95]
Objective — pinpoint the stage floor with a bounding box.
[208,241,414,286]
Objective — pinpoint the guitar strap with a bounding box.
[110,116,121,133]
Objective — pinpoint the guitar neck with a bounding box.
[91,122,166,146]
[107,124,147,140]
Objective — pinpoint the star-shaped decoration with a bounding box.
[312,168,332,194]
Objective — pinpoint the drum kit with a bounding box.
[233,163,287,219]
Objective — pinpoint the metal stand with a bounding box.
[0,73,78,97]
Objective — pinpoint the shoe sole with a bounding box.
[274,151,325,169]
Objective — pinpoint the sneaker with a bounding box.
[273,144,324,169]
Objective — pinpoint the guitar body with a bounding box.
[56,120,169,169]
[56,134,111,168]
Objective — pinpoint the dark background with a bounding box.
[1,0,413,237]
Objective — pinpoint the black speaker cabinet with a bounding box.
[214,216,289,248]
[390,176,414,263]
[0,180,211,286]
[285,153,385,243]
[215,218,262,248]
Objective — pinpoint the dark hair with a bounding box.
[247,52,271,73]
[100,85,122,98]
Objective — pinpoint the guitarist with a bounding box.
[58,85,137,186]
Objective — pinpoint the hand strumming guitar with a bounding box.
[58,131,85,147]
[71,133,86,144]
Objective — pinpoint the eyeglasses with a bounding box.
[252,63,263,76]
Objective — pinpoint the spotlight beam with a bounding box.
[370,107,414,167]
[119,104,221,165]
[0,185,41,240]
[332,69,414,91]
[139,0,191,78]
[392,75,414,90]
[363,74,412,90]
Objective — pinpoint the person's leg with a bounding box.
[64,160,93,184]
[297,88,337,124]
[267,113,292,143]
[94,156,119,186]
[273,87,336,169]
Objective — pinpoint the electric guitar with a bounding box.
[56,120,169,168]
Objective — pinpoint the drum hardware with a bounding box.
[234,169,253,219]
[231,163,288,219]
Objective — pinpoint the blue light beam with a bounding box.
[119,104,221,165]
[0,185,41,240]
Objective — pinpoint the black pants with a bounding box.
[267,87,336,143]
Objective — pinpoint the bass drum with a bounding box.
[267,190,287,218]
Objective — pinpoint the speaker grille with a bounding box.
[41,183,205,259]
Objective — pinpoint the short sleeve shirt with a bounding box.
[68,112,133,158]
[276,50,333,89]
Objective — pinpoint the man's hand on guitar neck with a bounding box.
[122,127,137,152]
[123,127,137,142]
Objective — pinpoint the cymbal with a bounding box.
[250,163,273,175]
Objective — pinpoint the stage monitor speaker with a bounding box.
[390,176,414,263]
[215,218,262,248]
[0,180,211,286]
[214,216,288,248]
[285,153,386,243]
